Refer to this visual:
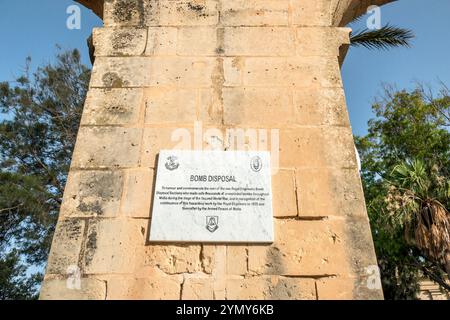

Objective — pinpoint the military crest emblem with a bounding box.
[206,216,219,233]
[165,156,180,171]
[250,156,262,172]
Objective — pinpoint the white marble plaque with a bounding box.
[149,150,274,243]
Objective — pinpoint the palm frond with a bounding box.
[350,24,414,50]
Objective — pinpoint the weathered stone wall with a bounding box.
[40,0,388,300]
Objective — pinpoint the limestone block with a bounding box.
[71,127,142,169]
[316,276,384,300]
[108,0,222,27]
[292,87,350,126]
[81,88,143,126]
[61,170,124,217]
[177,27,218,56]
[158,0,219,26]
[223,57,243,86]
[272,169,298,217]
[296,168,367,217]
[316,277,354,300]
[144,245,203,274]
[141,126,225,168]
[344,216,381,278]
[90,57,151,87]
[276,127,358,168]
[226,246,248,275]
[93,27,147,56]
[105,0,207,27]
[247,219,349,276]
[83,218,148,274]
[222,86,350,127]
[40,278,106,300]
[46,219,85,274]
[182,277,214,300]
[222,87,294,127]
[296,27,351,56]
[226,276,316,300]
[120,168,154,218]
[242,57,342,88]
[201,245,218,274]
[291,0,333,26]
[223,27,295,56]
[221,0,290,26]
[104,274,183,299]
[91,57,216,87]
[145,27,178,55]
[223,127,357,170]
[144,87,197,125]
[104,0,149,27]
[140,127,193,168]
[199,88,224,125]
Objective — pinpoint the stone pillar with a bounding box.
[40,0,386,300]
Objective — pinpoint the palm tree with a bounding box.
[388,160,450,290]
[348,8,414,50]
[350,24,414,50]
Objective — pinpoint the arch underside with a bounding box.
[75,0,103,18]
[76,0,396,26]
[334,0,396,26]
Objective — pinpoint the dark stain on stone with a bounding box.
[84,223,98,266]
[76,171,123,215]
[59,219,83,240]
[104,103,129,115]
[185,2,210,18]
[136,0,146,26]
[113,0,146,25]
[102,72,125,88]
[113,0,137,23]
[81,171,123,200]
[215,28,225,55]
[112,31,137,50]
[270,279,295,300]
[187,2,205,12]
[77,202,103,215]
[264,246,285,276]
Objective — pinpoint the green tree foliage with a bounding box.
[356,84,450,299]
[0,49,90,299]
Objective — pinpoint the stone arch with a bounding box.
[332,0,396,27]
[75,0,103,18]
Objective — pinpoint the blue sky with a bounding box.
[0,0,449,136]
